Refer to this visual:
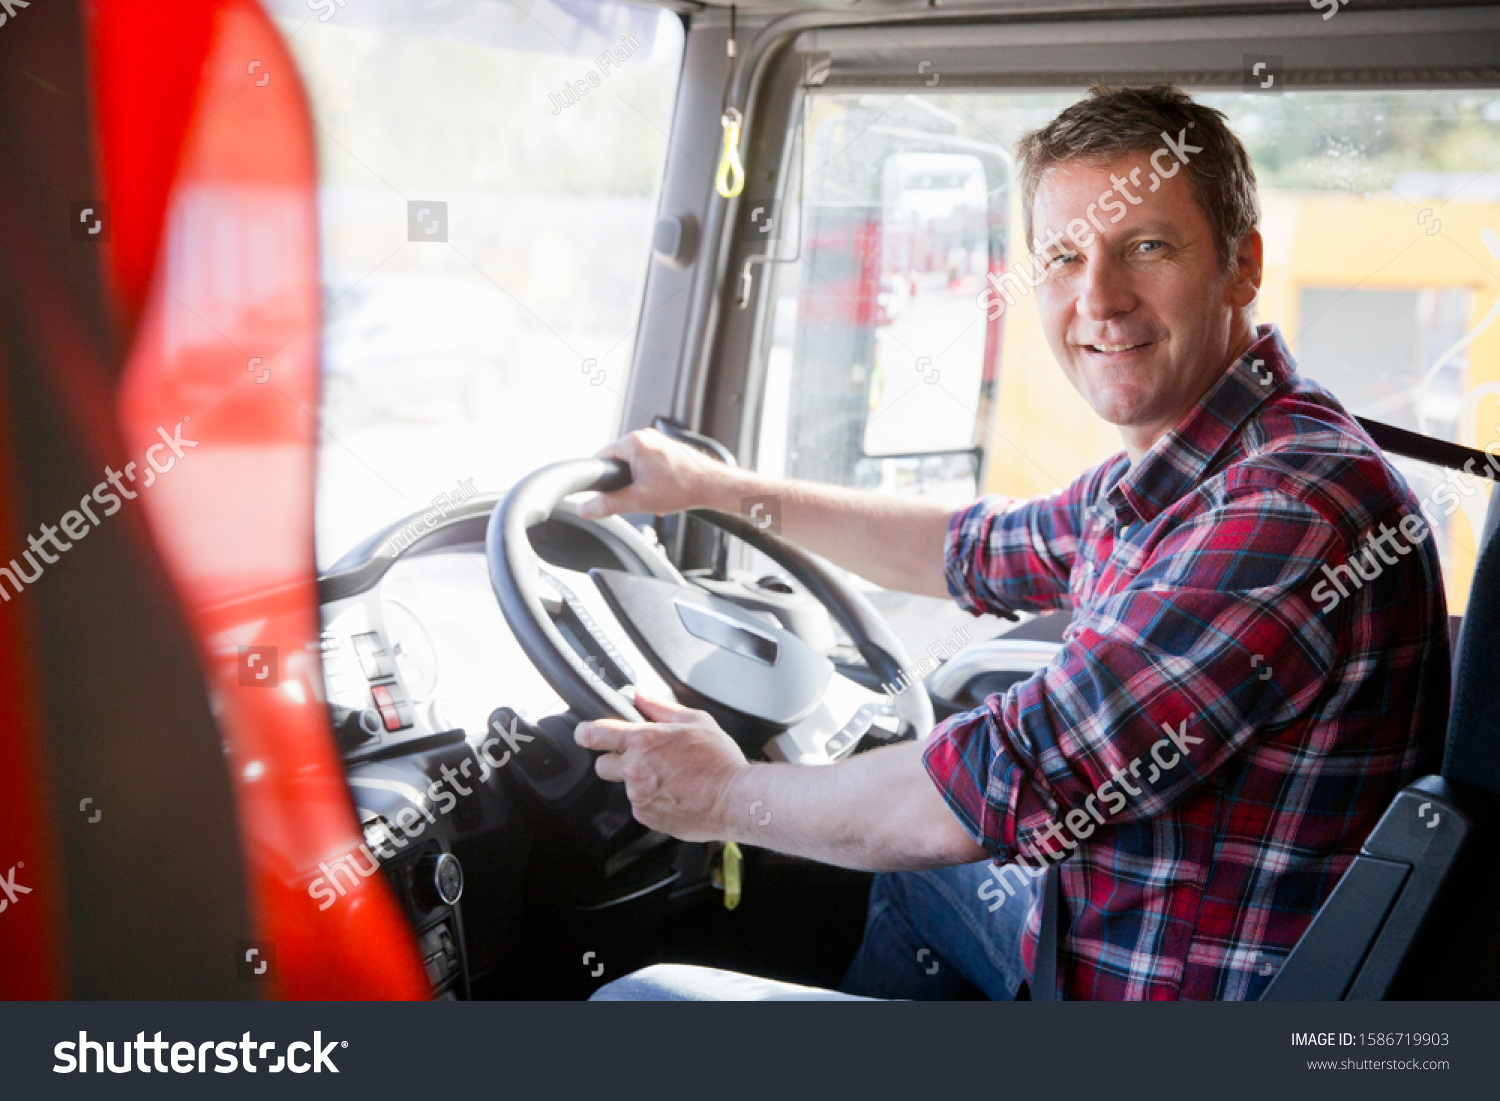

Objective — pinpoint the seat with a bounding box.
[1262,486,1500,999]
[0,0,426,998]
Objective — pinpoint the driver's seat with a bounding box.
[1261,488,1500,999]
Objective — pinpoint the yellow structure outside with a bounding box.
[983,189,1500,607]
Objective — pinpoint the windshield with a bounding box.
[262,0,685,568]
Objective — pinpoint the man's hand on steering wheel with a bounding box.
[574,692,748,842]
[576,429,729,521]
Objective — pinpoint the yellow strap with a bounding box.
[722,841,743,910]
[715,108,745,198]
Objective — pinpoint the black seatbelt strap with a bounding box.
[1356,417,1500,480]
[1031,864,1062,1001]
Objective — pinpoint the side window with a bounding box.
[1214,92,1498,607]
[1231,91,1500,608]
[762,89,1500,608]
[263,0,685,567]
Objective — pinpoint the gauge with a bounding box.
[383,599,439,700]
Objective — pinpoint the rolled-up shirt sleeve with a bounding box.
[943,461,1115,617]
[925,484,1342,864]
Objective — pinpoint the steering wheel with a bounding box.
[485,458,934,748]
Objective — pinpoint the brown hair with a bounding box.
[1016,85,1260,271]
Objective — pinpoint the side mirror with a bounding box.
[769,115,1010,503]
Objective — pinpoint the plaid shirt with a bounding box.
[924,324,1449,1000]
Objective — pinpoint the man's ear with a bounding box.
[1231,228,1264,310]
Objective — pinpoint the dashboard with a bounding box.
[317,529,581,1000]
[315,507,907,997]
[323,546,567,757]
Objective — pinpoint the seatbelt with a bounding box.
[1031,865,1063,1001]
[1356,417,1500,480]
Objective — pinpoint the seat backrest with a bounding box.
[1265,483,1500,1000]
[1383,485,1500,998]
[1442,486,1500,800]
[0,0,428,999]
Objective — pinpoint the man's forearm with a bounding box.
[698,467,954,598]
[714,741,987,871]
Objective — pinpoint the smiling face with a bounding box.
[1031,152,1263,461]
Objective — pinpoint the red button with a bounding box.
[371,685,402,731]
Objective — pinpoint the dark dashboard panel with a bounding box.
[317,512,660,998]
[344,739,534,998]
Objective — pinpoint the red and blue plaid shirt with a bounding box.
[924,324,1450,1000]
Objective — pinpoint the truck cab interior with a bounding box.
[0,0,1496,1000]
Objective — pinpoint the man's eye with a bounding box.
[1136,240,1165,254]
[1043,252,1078,267]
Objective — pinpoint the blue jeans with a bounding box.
[591,861,1037,1001]
[840,860,1036,1000]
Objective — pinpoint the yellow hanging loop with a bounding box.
[722,841,743,910]
[715,107,745,199]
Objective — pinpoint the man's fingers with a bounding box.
[634,691,698,724]
[577,491,622,520]
[593,436,633,463]
[573,719,635,753]
[574,428,713,522]
[579,435,639,519]
[593,752,626,783]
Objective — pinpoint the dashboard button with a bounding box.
[352,631,395,680]
[370,683,408,731]
[416,852,464,908]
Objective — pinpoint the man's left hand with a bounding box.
[574,692,748,841]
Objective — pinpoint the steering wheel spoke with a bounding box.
[537,564,677,706]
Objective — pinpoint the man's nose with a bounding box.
[1076,253,1136,322]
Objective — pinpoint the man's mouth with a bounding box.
[1085,341,1149,353]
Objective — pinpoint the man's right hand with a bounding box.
[576,428,736,521]
[572,426,954,598]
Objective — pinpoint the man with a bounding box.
[576,86,1449,1000]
